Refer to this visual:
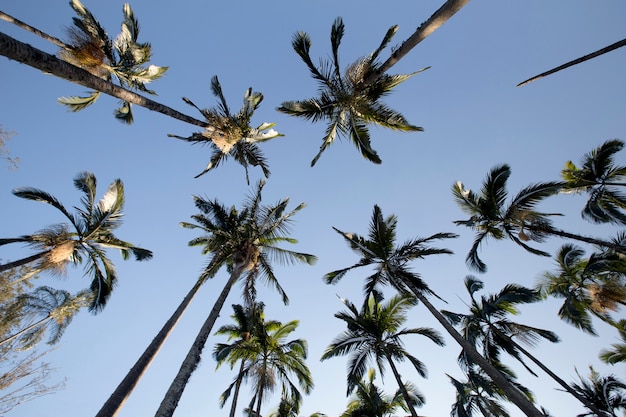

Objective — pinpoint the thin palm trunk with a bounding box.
[406,285,544,417]
[386,357,419,417]
[95,279,205,417]
[0,315,49,347]
[364,0,471,84]
[493,328,605,416]
[539,226,625,253]
[0,250,49,273]
[0,31,208,128]
[518,38,626,87]
[154,263,247,417]
[0,11,67,49]
[228,360,247,417]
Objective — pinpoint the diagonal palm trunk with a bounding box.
[0,315,49,347]
[0,31,207,128]
[154,263,247,417]
[0,251,49,273]
[404,282,545,417]
[386,357,419,417]
[228,360,247,417]
[95,279,204,417]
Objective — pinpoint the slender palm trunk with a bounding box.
[228,360,246,417]
[0,315,49,347]
[364,0,471,84]
[495,328,605,416]
[386,357,419,417]
[539,225,625,253]
[154,264,247,417]
[0,250,48,273]
[407,286,544,417]
[0,11,67,49]
[95,279,204,417]
[0,31,208,128]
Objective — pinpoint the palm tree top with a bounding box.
[278,17,426,166]
[169,76,283,182]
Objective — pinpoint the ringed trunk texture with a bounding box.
[387,358,420,417]
[0,31,208,128]
[154,264,246,417]
[409,288,544,417]
[95,279,205,417]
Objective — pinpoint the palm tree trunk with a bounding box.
[364,0,471,84]
[407,286,544,417]
[0,11,67,49]
[95,279,204,417]
[228,360,246,417]
[154,264,247,417]
[0,31,208,128]
[495,329,606,416]
[386,357,420,417]
[517,38,626,87]
[0,315,49,347]
[539,226,625,253]
[0,250,48,273]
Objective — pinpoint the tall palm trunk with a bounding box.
[405,284,544,417]
[0,31,207,128]
[539,226,625,253]
[0,315,49,347]
[493,327,605,416]
[154,263,247,417]
[0,250,49,273]
[95,279,204,417]
[364,0,471,84]
[386,357,419,417]
[228,359,247,417]
[0,11,67,49]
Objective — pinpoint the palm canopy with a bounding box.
[570,367,626,417]
[600,320,626,365]
[453,164,568,272]
[537,243,626,335]
[324,204,457,298]
[442,276,559,375]
[0,172,152,311]
[59,0,167,123]
[278,17,425,166]
[180,179,317,305]
[322,292,444,395]
[561,139,626,225]
[169,76,283,182]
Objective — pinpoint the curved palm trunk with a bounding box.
[0,31,208,128]
[386,357,419,417]
[0,250,48,273]
[0,315,49,347]
[494,328,605,416]
[95,279,204,417]
[154,263,247,417]
[518,38,626,87]
[228,360,247,417]
[406,285,544,417]
[364,0,471,84]
[538,226,625,253]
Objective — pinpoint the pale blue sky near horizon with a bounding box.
[1,1,626,417]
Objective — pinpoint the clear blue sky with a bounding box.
[1,1,626,416]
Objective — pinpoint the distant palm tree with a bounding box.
[213,302,271,417]
[322,292,443,417]
[517,38,626,87]
[154,180,316,417]
[600,319,626,365]
[570,367,626,417]
[442,276,603,415]
[0,172,153,311]
[537,244,626,335]
[325,204,545,417]
[278,17,425,166]
[0,286,91,349]
[341,368,419,417]
[168,76,282,181]
[453,164,624,272]
[561,139,626,225]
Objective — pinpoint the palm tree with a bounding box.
[537,244,626,335]
[154,180,317,417]
[324,204,545,417]
[0,286,91,349]
[168,75,282,181]
[278,17,425,166]
[452,163,625,273]
[561,139,626,225]
[570,367,626,417]
[442,276,603,415]
[517,38,626,87]
[0,171,153,311]
[213,302,271,417]
[322,292,439,417]
[341,368,420,417]
[600,320,626,364]
[241,319,313,417]
[448,368,515,417]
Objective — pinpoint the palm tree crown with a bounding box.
[0,171,152,311]
[169,76,283,182]
[278,17,425,166]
